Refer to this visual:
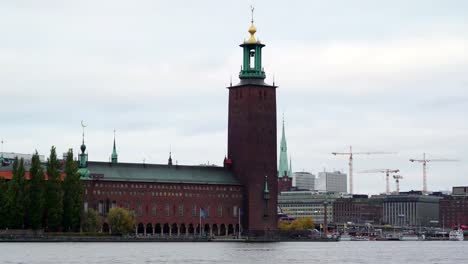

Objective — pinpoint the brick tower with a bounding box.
[227,14,278,236]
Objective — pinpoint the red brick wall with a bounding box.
[228,84,278,234]
[83,180,243,234]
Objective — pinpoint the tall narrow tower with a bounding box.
[228,10,278,235]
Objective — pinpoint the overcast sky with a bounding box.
[1,0,467,195]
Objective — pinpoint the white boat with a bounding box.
[351,236,370,241]
[449,229,464,241]
[339,233,352,241]
[399,234,425,241]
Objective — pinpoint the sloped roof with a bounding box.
[85,161,240,185]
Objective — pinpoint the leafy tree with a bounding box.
[82,208,101,233]
[0,177,8,228]
[29,151,45,230]
[107,207,135,235]
[45,146,63,231]
[279,217,315,231]
[5,157,27,228]
[62,149,83,231]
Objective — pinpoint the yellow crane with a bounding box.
[332,146,394,194]
[359,169,400,194]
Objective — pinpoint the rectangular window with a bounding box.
[137,204,143,216]
[98,201,103,214]
[152,203,157,216]
[192,204,197,217]
[207,205,210,217]
[84,202,88,213]
[165,202,170,217]
[218,205,223,217]
[179,204,184,217]
[233,206,238,217]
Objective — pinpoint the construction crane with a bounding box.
[332,146,394,194]
[393,175,403,194]
[359,169,400,194]
[409,153,458,194]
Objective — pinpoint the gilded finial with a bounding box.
[247,6,257,44]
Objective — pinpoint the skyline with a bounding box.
[1,0,467,194]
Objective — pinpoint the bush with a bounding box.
[82,209,101,233]
[107,207,135,235]
[279,217,315,231]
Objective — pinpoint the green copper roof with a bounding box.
[111,135,118,164]
[278,118,291,178]
[83,161,240,185]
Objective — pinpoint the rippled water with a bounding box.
[0,241,466,264]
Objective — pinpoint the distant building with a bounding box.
[0,152,46,166]
[316,171,347,193]
[278,191,341,224]
[333,195,384,225]
[294,172,316,191]
[439,186,468,228]
[381,192,441,227]
[277,118,292,193]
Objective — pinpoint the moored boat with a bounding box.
[449,229,464,241]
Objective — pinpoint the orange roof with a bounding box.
[0,171,65,181]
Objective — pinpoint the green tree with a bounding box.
[0,177,8,228]
[82,208,101,233]
[5,157,27,228]
[45,146,63,231]
[62,149,83,232]
[107,207,135,235]
[29,151,45,230]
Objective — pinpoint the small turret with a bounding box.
[168,152,173,166]
[111,130,118,164]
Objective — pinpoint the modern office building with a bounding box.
[381,191,440,227]
[278,191,341,224]
[316,171,347,193]
[294,172,316,191]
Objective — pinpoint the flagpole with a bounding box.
[238,207,241,239]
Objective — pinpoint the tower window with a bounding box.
[249,49,255,68]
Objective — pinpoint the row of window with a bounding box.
[87,201,239,219]
[88,182,240,192]
[89,189,242,199]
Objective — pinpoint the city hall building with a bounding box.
[1,19,279,237]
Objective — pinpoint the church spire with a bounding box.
[278,115,291,178]
[111,129,118,164]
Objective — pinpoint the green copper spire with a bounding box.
[278,116,291,178]
[111,129,118,164]
[78,121,90,179]
[239,8,266,80]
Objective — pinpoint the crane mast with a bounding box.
[393,175,403,194]
[409,153,458,194]
[332,146,394,194]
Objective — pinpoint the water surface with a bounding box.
[1,241,466,264]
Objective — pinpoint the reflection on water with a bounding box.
[0,241,467,264]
